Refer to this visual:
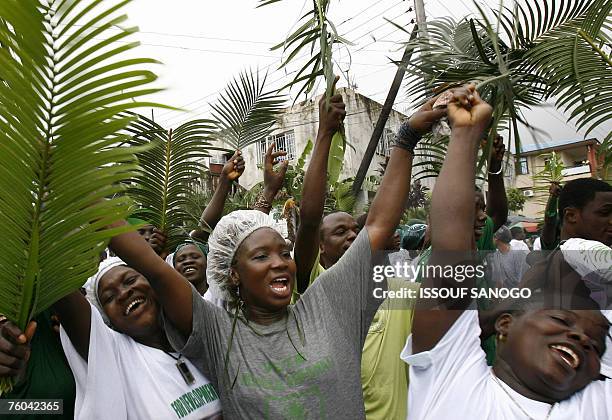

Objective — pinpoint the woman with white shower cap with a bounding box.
[106,91,424,418]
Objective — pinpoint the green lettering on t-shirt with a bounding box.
[170,384,221,418]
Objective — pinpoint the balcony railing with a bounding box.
[562,165,591,177]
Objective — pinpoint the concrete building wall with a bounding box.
[514,143,595,218]
[209,88,412,196]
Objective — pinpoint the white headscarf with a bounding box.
[83,257,127,325]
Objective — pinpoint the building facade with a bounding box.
[514,138,600,218]
[207,87,416,207]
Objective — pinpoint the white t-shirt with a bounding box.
[510,239,530,252]
[60,305,222,420]
[533,237,542,251]
[401,310,612,420]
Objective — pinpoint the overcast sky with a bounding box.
[119,0,610,149]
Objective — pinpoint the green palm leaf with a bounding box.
[0,0,164,392]
[125,114,216,250]
[532,151,566,207]
[210,69,286,151]
[524,0,612,135]
[262,0,352,100]
[401,0,610,166]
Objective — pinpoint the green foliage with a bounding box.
[507,188,527,212]
[597,134,611,181]
[532,151,565,205]
[533,151,565,184]
[258,0,350,190]
[401,181,431,224]
[327,131,345,185]
[210,69,286,151]
[406,180,430,209]
[259,0,352,100]
[325,178,357,214]
[125,114,216,250]
[283,139,314,202]
[0,0,163,392]
[400,0,612,167]
[413,133,487,181]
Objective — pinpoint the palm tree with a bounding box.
[124,114,216,251]
[256,0,350,186]
[0,0,163,393]
[125,69,286,250]
[400,0,611,167]
[210,70,286,151]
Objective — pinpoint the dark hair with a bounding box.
[355,213,368,230]
[510,226,524,239]
[319,210,352,240]
[558,178,612,220]
[494,226,512,244]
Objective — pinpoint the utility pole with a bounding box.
[351,1,428,196]
[413,0,428,39]
[351,26,419,196]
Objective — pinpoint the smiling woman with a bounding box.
[173,242,208,295]
[53,258,222,420]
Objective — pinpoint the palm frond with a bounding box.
[125,114,215,250]
[532,151,566,206]
[0,0,164,347]
[401,0,611,169]
[524,0,612,135]
[324,178,356,214]
[210,69,286,151]
[262,0,351,101]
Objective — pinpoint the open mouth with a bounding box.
[182,266,198,275]
[269,277,290,296]
[124,297,146,316]
[550,344,581,370]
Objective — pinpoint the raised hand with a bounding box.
[221,150,245,182]
[408,96,448,135]
[488,135,506,171]
[549,182,562,197]
[317,76,346,138]
[263,142,289,196]
[0,320,36,379]
[149,228,167,256]
[448,85,493,133]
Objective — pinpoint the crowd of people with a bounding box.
[1,84,611,419]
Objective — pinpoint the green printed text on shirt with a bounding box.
[170,383,219,419]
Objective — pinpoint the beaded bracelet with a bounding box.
[394,121,422,154]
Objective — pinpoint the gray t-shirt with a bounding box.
[164,228,384,419]
[488,249,529,289]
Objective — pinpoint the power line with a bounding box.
[159,1,413,124]
[158,1,406,119]
[338,0,387,25]
[133,41,279,58]
[160,1,412,122]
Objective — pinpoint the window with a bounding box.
[376,128,393,157]
[258,130,296,165]
[209,154,227,164]
[517,157,529,175]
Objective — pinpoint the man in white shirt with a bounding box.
[404,85,612,420]
[510,226,530,251]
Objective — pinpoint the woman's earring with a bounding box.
[497,333,506,343]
